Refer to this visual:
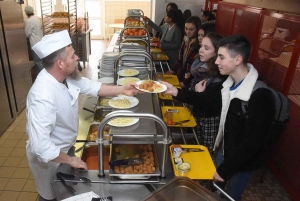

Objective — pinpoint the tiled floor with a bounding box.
[0,40,292,201]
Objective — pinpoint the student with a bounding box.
[197,23,215,45]
[166,16,201,89]
[162,34,274,200]
[189,33,226,158]
[201,10,215,24]
[144,9,182,68]
[156,2,178,38]
[183,9,192,21]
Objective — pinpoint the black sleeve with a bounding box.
[175,83,223,112]
[217,88,275,180]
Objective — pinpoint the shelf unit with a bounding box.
[40,0,78,50]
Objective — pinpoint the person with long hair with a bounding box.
[144,9,182,68]
[166,16,201,89]
[155,2,179,38]
[190,33,226,158]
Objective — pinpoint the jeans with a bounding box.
[215,150,254,201]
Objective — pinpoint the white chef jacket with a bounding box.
[25,16,43,48]
[26,69,101,199]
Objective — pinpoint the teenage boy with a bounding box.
[162,34,274,200]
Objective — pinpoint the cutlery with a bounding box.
[181,148,204,153]
[56,173,76,195]
[109,158,144,166]
[57,172,91,183]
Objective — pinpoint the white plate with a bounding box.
[135,80,167,93]
[107,110,139,127]
[118,69,139,77]
[108,96,139,109]
[117,77,140,86]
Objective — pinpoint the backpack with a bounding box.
[241,80,290,148]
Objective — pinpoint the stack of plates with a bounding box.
[99,52,119,78]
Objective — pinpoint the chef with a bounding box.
[26,30,139,201]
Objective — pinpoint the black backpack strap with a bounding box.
[241,80,268,119]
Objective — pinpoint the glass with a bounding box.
[177,168,188,177]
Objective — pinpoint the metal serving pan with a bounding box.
[96,96,112,107]
[143,177,224,201]
[86,124,110,141]
[93,107,113,122]
[109,144,161,180]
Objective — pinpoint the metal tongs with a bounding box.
[56,172,91,183]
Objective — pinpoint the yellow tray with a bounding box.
[157,75,179,85]
[161,106,196,127]
[153,53,169,61]
[158,86,181,100]
[150,47,162,53]
[170,145,216,180]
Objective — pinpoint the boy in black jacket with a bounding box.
[162,34,274,200]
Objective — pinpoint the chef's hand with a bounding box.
[213,172,225,182]
[179,82,185,88]
[195,80,207,92]
[160,81,178,96]
[68,156,88,170]
[122,83,140,96]
[165,70,174,75]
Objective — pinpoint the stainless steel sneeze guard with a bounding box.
[97,112,170,180]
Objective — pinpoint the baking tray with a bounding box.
[143,177,223,201]
[93,107,113,122]
[169,145,216,180]
[109,144,161,179]
[155,74,179,86]
[161,106,196,127]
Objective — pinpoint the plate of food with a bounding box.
[118,69,139,77]
[117,77,140,86]
[108,96,139,109]
[135,80,167,93]
[107,110,139,127]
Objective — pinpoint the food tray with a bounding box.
[169,145,216,180]
[153,53,169,61]
[81,143,111,170]
[93,108,113,122]
[96,97,112,107]
[158,86,181,100]
[109,144,161,179]
[86,124,111,141]
[150,47,162,53]
[155,74,179,86]
[161,106,196,127]
[143,177,222,201]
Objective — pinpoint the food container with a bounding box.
[142,177,223,201]
[109,144,161,179]
[81,143,111,170]
[86,124,110,141]
[96,97,112,107]
[176,162,191,177]
[93,108,113,122]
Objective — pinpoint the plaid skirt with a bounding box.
[195,115,220,160]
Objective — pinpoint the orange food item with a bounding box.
[167,119,173,125]
[83,146,110,170]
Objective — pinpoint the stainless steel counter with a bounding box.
[51,93,175,200]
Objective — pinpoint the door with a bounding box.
[85,0,103,39]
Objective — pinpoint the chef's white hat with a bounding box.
[24,6,34,15]
[32,30,72,59]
